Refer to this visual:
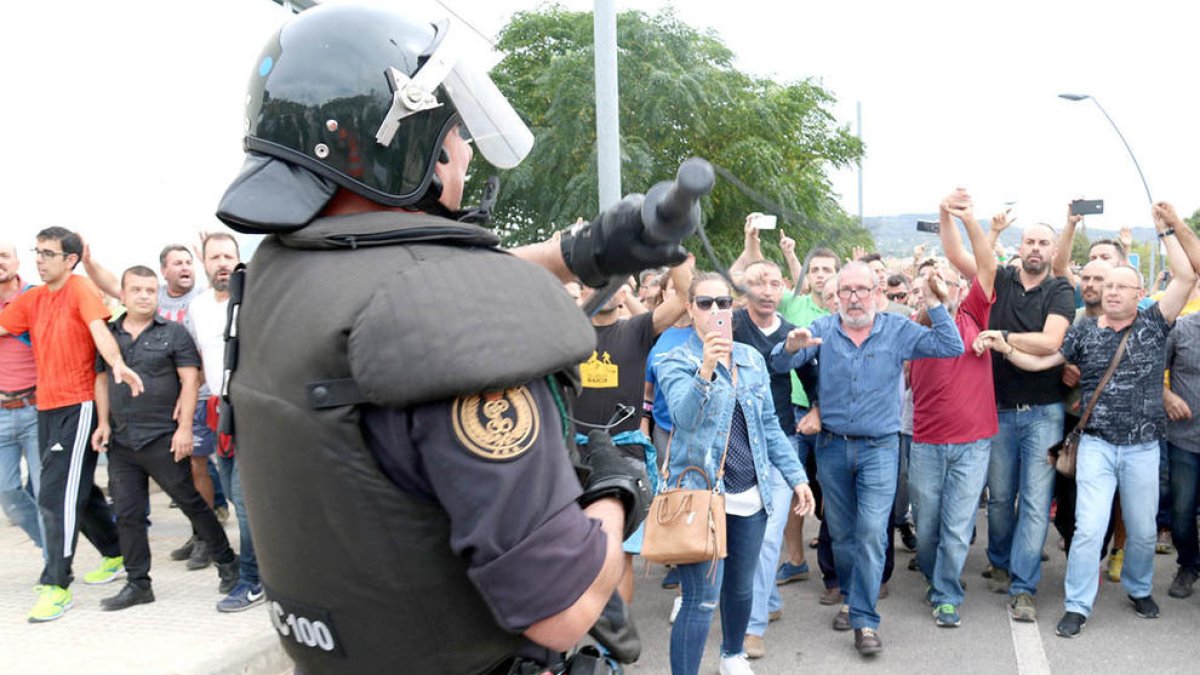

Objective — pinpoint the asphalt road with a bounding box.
[624,508,1200,675]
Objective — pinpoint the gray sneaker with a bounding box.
[1009,593,1037,622]
[987,567,1012,594]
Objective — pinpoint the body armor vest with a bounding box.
[228,211,595,674]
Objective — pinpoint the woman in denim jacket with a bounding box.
[656,273,814,675]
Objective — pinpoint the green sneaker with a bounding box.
[83,556,125,585]
[28,585,73,623]
[934,604,961,627]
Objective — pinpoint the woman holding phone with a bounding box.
[656,272,815,675]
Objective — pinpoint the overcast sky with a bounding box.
[4,0,1197,276]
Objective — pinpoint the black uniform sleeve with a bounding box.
[361,379,607,633]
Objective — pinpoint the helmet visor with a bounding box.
[442,61,533,169]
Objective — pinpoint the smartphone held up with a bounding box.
[750,214,777,230]
[1070,199,1104,216]
[713,308,734,344]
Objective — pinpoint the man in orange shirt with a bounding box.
[0,227,144,622]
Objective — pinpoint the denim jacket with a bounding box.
[656,332,808,517]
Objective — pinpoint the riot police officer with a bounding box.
[215,3,679,673]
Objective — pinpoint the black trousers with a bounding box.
[108,435,234,586]
[37,402,121,587]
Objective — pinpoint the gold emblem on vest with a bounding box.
[580,350,619,389]
[452,387,540,461]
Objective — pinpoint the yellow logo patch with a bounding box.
[580,350,619,389]
[452,387,540,461]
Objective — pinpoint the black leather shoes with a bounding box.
[101,583,155,611]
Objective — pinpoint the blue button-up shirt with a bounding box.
[770,305,963,437]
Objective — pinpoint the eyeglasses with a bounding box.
[694,295,734,311]
[837,286,873,299]
[1102,283,1141,293]
[886,291,908,301]
[31,248,66,260]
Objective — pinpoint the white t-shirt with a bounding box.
[188,288,229,396]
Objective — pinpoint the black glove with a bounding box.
[561,194,688,288]
[577,430,651,540]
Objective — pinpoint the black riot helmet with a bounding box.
[217,3,533,234]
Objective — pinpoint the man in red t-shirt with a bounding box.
[907,191,998,628]
[0,227,144,623]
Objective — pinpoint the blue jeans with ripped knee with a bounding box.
[669,509,768,675]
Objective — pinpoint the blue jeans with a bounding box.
[214,454,259,586]
[1168,443,1200,571]
[669,509,767,675]
[1064,436,1158,616]
[747,467,793,636]
[987,403,1062,596]
[1158,440,1171,531]
[815,431,898,630]
[909,438,991,607]
[0,405,44,549]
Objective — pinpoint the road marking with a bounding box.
[1008,612,1052,675]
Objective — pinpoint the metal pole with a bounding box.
[856,101,864,227]
[1088,98,1157,282]
[593,0,621,211]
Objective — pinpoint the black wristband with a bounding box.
[1158,228,1176,239]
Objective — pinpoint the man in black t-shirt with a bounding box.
[941,197,1074,623]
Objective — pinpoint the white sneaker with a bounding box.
[719,653,756,675]
[669,595,683,624]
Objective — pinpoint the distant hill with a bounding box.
[864,214,1157,259]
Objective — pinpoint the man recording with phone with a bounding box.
[213,4,687,673]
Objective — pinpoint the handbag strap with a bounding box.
[659,362,738,487]
[1077,329,1131,429]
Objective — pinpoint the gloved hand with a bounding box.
[561,194,688,288]
[577,430,651,540]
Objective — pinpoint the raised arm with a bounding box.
[651,262,692,335]
[1053,206,1083,284]
[1154,201,1200,280]
[938,189,977,279]
[946,198,997,297]
[729,214,765,276]
[779,228,803,287]
[80,238,122,300]
[1152,202,1199,323]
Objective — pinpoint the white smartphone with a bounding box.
[751,214,777,230]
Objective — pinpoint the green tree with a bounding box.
[1187,208,1200,234]
[469,5,868,264]
[1070,227,1091,265]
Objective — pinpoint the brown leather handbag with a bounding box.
[1049,330,1130,477]
[641,371,735,574]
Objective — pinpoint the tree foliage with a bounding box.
[467,5,868,265]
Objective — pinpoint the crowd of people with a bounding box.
[552,190,1200,673]
[0,230,261,621]
[4,197,1200,673]
[3,4,1200,675]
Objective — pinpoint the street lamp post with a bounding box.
[1058,93,1157,281]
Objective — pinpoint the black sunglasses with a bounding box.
[886,291,908,301]
[694,295,734,311]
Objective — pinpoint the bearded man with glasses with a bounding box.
[770,260,962,656]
